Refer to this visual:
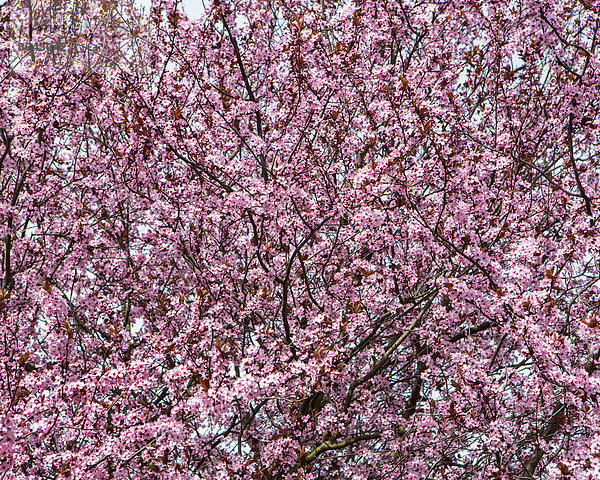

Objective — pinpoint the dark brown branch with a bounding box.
[521,402,565,479]
[2,160,30,292]
[246,210,281,281]
[403,360,426,419]
[167,145,234,193]
[541,10,592,59]
[406,193,499,290]
[450,321,496,343]
[0,128,12,173]
[279,215,332,357]
[222,17,268,181]
[344,292,436,409]
[567,113,593,216]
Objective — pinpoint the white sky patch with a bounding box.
[133,0,152,14]
[132,316,144,334]
[133,0,207,20]
[510,51,525,70]
[181,0,208,20]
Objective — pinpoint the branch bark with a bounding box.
[520,402,565,479]
[222,17,269,181]
[301,433,381,466]
[344,291,436,409]
[567,112,592,216]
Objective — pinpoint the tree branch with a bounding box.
[567,113,592,216]
[301,433,381,466]
[344,291,436,409]
[520,402,565,479]
[222,17,269,181]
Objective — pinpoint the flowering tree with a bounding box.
[1,0,600,478]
